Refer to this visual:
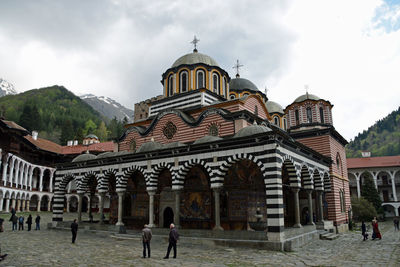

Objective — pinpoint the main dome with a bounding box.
[172,51,219,68]
[294,93,320,103]
[229,77,259,92]
[266,101,284,114]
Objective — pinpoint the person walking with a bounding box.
[11,214,18,231]
[35,214,41,230]
[164,223,179,259]
[71,219,78,244]
[18,215,24,231]
[142,224,152,258]
[394,217,399,231]
[26,215,33,231]
[361,221,368,241]
[372,217,382,240]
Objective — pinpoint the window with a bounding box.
[295,109,300,125]
[168,75,174,96]
[180,71,188,92]
[129,139,136,152]
[196,70,205,89]
[254,106,258,116]
[306,107,312,123]
[319,107,324,123]
[283,118,287,130]
[274,116,280,126]
[340,190,345,212]
[222,77,227,97]
[243,93,249,96]
[230,95,235,100]
[212,73,219,93]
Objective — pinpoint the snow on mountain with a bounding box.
[80,94,134,122]
[0,78,18,97]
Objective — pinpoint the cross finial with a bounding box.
[304,84,309,94]
[191,35,200,52]
[233,59,243,78]
[264,86,269,96]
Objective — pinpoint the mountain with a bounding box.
[80,94,134,122]
[346,107,400,158]
[0,78,18,97]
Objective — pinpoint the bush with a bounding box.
[351,196,377,222]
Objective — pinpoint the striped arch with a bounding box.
[119,165,147,192]
[78,171,99,194]
[281,156,300,188]
[58,174,76,192]
[323,172,331,192]
[175,158,213,188]
[149,162,175,190]
[313,170,324,191]
[300,164,313,190]
[98,168,118,193]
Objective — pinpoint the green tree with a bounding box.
[351,196,377,222]
[74,127,85,144]
[60,120,75,145]
[95,121,108,141]
[361,176,382,212]
[108,117,125,140]
[84,119,97,136]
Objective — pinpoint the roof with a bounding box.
[72,153,97,163]
[229,77,259,92]
[1,120,28,133]
[347,156,400,169]
[294,93,320,103]
[234,124,271,138]
[62,141,114,155]
[172,51,219,68]
[24,136,63,154]
[266,101,284,114]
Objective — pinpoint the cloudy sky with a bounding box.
[0,0,399,141]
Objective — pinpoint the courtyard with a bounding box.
[0,212,399,266]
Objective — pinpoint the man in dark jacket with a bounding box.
[71,219,78,244]
[142,224,152,258]
[164,223,179,259]
[26,215,33,231]
[35,214,40,230]
[11,214,18,231]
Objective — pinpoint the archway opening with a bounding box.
[155,168,173,227]
[282,161,295,227]
[163,207,174,228]
[30,195,39,211]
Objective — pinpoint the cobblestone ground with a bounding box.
[1,212,400,266]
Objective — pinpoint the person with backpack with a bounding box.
[35,214,41,230]
[18,215,24,230]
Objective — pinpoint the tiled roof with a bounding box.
[347,156,400,169]
[62,141,114,155]
[24,136,63,154]
[2,120,28,132]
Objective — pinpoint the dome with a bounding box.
[172,51,219,68]
[85,134,99,140]
[193,135,223,145]
[294,93,320,103]
[229,77,259,92]
[97,151,133,158]
[234,124,271,138]
[72,153,97,163]
[266,101,284,114]
[136,141,163,153]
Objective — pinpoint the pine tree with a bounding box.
[361,176,382,212]
[60,120,75,145]
[95,121,108,141]
[19,103,33,131]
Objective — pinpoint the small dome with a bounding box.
[193,135,223,145]
[72,153,97,163]
[229,77,259,92]
[294,93,320,103]
[136,141,163,153]
[234,125,271,138]
[97,151,133,158]
[266,101,284,114]
[85,134,99,139]
[172,51,219,68]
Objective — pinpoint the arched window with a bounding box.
[295,109,300,125]
[340,190,345,212]
[230,94,235,100]
[243,93,249,96]
[320,107,324,123]
[222,77,227,97]
[336,153,343,176]
[254,106,258,116]
[306,107,312,123]
[180,71,188,93]
[168,75,174,96]
[283,118,287,130]
[196,70,205,89]
[212,73,219,93]
[274,116,280,127]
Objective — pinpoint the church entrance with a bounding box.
[155,169,173,227]
[163,207,174,228]
[282,161,295,227]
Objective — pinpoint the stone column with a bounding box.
[174,190,181,228]
[66,200,70,213]
[356,174,361,198]
[317,191,324,223]
[0,197,3,212]
[26,200,30,211]
[390,173,398,201]
[116,192,124,226]
[47,199,51,211]
[292,188,302,228]
[213,188,223,230]
[16,199,20,211]
[21,199,25,211]
[29,170,33,190]
[77,193,83,222]
[87,197,91,214]
[49,170,54,192]
[148,191,156,227]
[39,169,44,192]
[2,162,8,186]
[37,200,41,212]
[5,198,10,212]
[372,173,378,189]
[24,167,29,189]
[19,166,24,189]
[98,192,105,224]
[307,190,315,225]
[11,198,16,209]
[9,162,15,186]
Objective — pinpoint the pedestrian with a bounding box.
[164,223,179,259]
[26,214,33,231]
[372,217,382,240]
[142,224,152,258]
[361,221,368,241]
[11,214,18,231]
[18,215,24,230]
[35,214,41,230]
[71,219,78,244]
[0,218,8,262]
[394,217,399,231]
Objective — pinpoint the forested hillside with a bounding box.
[346,107,400,158]
[0,85,126,145]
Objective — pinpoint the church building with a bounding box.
[53,40,350,249]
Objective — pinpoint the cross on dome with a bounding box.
[191,35,200,52]
[233,59,243,78]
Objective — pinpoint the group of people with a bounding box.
[9,208,41,231]
[361,217,382,241]
[141,223,179,259]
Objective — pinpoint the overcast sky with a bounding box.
[0,0,399,141]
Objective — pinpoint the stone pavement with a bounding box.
[0,212,400,266]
